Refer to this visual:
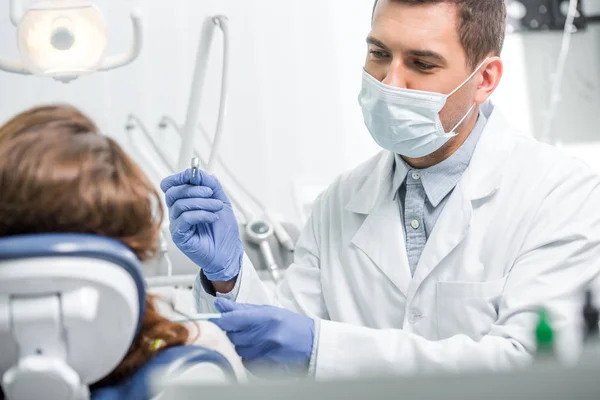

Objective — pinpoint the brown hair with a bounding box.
[372,0,507,69]
[0,105,192,387]
[0,104,99,142]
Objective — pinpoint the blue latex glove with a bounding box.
[160,169,243,282]
[211,298,315,373]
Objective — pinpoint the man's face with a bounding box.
[365,0,483,131]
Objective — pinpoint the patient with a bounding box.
[0,105,246,388]
[0,104,99,141]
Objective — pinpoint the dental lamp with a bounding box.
[1,0,143,83]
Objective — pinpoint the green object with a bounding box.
[535,309,554,355]
[150,338,166,352]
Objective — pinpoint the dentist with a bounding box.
[161,0,600,378]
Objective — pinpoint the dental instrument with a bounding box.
[1,0,143,83]
[145,274,198,289]
[171,313,222,323]
[191,156,200,186]
[265,210,295,253]
[245,219,282,283]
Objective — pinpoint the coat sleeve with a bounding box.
[314,162,600,378]
[193,195,330,321]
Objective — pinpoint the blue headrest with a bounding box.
[90,345,236,400]
[0,233,146,333]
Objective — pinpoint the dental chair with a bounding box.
[0,234,235,400]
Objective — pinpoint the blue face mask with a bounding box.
[358,59,488,158]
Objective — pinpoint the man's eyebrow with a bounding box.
[366,38,448,65]
[407,50,447,65]
[366,36,389,50]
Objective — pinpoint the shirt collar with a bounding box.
[392,112,488,207]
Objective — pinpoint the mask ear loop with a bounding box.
[444,57,490,135]
[447,57,490,98]
[446,103,477,136]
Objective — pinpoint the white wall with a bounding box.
[0,0,598,226]
[0,0,382,226]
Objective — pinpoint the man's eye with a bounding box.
[369,50,389,59]
[414,60,436,70]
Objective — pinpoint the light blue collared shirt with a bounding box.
[393,112,488,275]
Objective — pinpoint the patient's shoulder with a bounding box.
[91,345,234,400]
[186,321,247,380]
[187,321,229,347]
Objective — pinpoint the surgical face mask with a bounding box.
[358,59,488,158]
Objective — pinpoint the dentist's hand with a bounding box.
[160,169,243,285]
[212,299,315,374]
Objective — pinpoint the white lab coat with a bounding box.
[195,103,600,379]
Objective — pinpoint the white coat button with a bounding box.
[412,171,421,180]
[408,310,423,324]
[411,220,420,230]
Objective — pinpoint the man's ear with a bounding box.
[475,57,503,105]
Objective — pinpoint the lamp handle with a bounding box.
[9,0,22,26]
[98,9,143,71]
[0,58,31,75]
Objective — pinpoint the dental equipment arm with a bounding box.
[126,114,175,172]
[178,16,229,172]
[97,9,144,72]
[206,16,229,174]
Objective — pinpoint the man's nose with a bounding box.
[382,62,407,88]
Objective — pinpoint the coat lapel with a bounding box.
[346,152,412,297]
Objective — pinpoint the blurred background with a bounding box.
[0,0,597,225]
[0,0,598,278]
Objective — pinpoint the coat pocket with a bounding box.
[436,277,508,340]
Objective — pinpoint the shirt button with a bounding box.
[411,220,420,230]
[412,171,421,180]
[408,310,423,324]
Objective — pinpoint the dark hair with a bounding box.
[0,105,193,387]
[372,0,507,68]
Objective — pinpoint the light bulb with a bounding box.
[17,0,108,80]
